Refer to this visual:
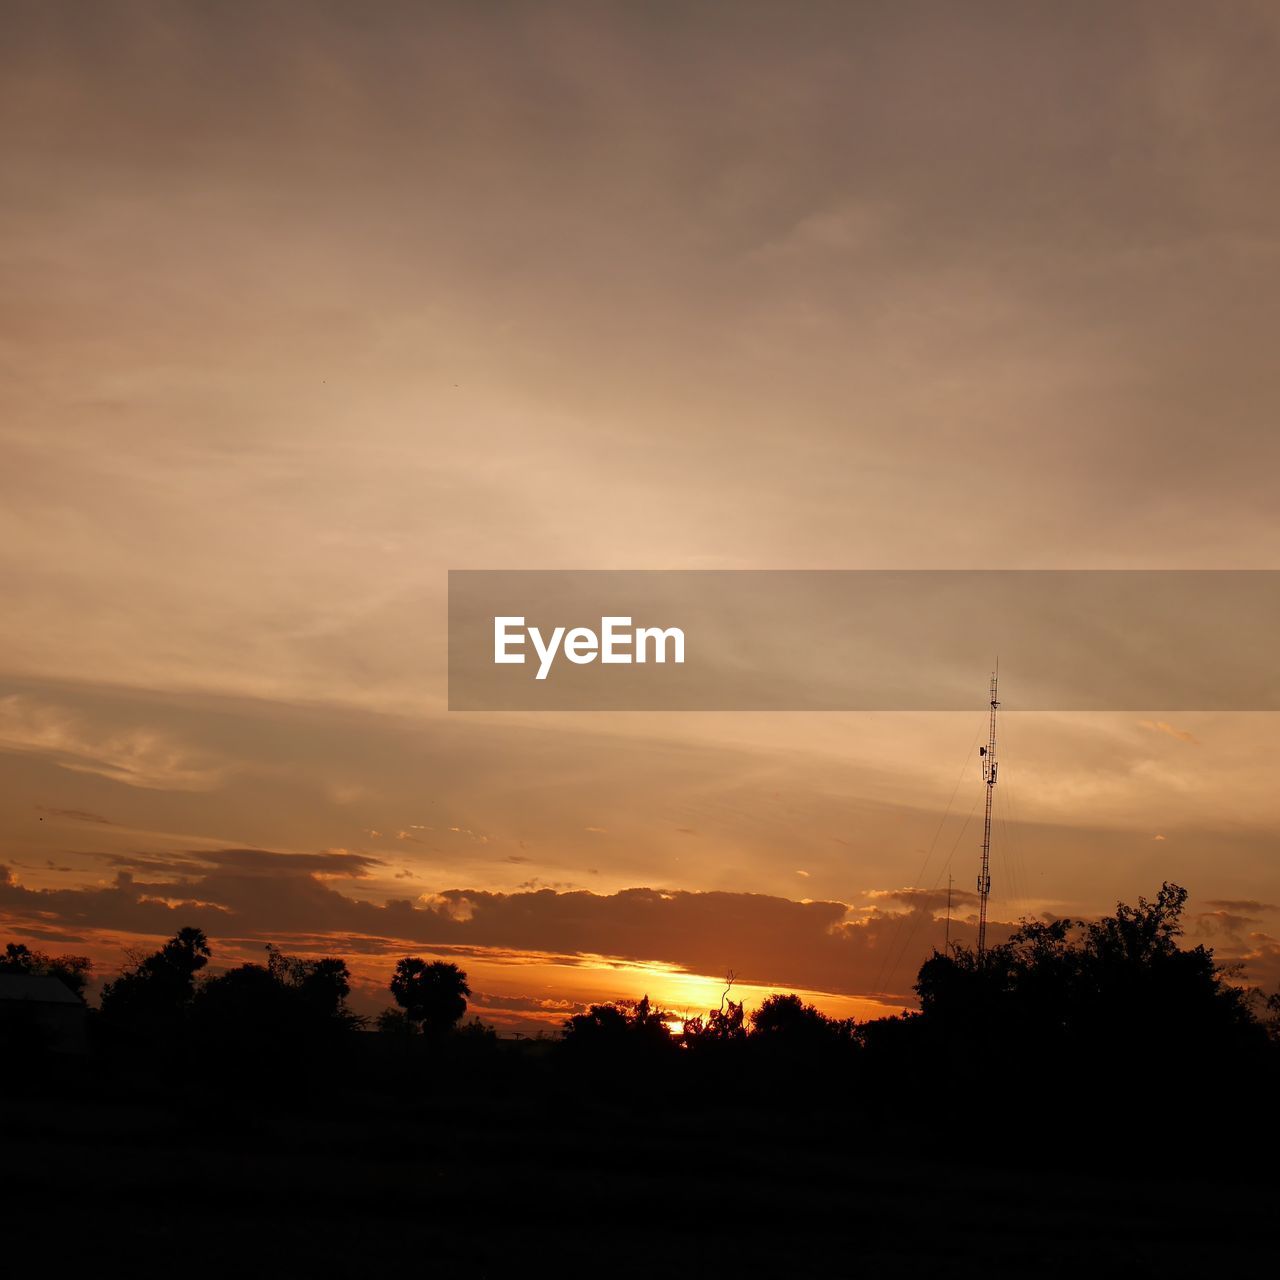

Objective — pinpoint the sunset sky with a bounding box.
[3,2,1279,1029]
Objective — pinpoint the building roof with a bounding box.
[0,973,84,1006]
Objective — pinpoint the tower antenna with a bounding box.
[976,664,999,958]
[944,873,953,952]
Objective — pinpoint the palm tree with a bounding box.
[388,958,471,1035]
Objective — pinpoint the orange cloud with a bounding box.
[1138,720,1198,744]
[0,850,1024,1009]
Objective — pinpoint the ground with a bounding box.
[2,1061,1270,1276]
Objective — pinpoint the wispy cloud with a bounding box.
[1138,720,1198,744]
[36,805,116,825]
[0,695,232,791]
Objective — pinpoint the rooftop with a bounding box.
[0,973,84,1006]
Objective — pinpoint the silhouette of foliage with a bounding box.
[266,944,357,1021]
[1265,990,1280,1043]
[561,995,676,1061]
[192,944,363,1063]
[388,957,471,1034]
[4,881,1273,1151]
[751,992,855,1047]
[912,881,1266,1114]
[99,927,210,1039]
[683,971,747,1051]
[682,998,746,1046]
[376,1006,416,1036]
[456,1016,498,1046]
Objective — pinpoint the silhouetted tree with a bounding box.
[684,972,747,1050]
[192,944,362,1061]
[683,999,746,1046]
[456,1016,498,1046]
[1265,990,1280,1044]
[564,1001,629,1042]
[388,958,470,1035]
[916,916,1081,1049]
[913,882,1265,1091]
[99,927,210,1039]
[562,995,676,1058]
[265,945,355,1021]
[751,993,854,1049]
[376,1007,415,1036]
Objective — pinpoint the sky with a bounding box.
[3,1,1279,1029]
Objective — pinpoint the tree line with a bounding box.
[4,882,1278,1129]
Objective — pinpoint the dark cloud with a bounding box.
[90,851,212,874]
[90,846,384,879]
[7,858,75,873]
[1206,899,1279,914]
[871,887,979,912]
[41,853,1280,1009]
[36,806,116,825]
[1241,934,1280,996]
[194,848,384,877]
[6,924,88,946]
[0,858,1016,1003]
[1195,909,1260,938]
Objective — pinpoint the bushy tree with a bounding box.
[387,958,471,1035]
[683,972,748,1049]
[751,993,856,1053]
[562,995,676,1056]
[265,945,354,1021]
[683,999,746,1047]
[376,1007,416,1036]
[99,927,210,1038]
[914,883,1263,1068]
[192,944,362,1055]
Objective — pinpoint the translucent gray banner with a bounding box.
[448,570,1280,710]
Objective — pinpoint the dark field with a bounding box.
[3,1049,1272,1278]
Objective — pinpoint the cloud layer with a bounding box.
[0,846,1005,1006]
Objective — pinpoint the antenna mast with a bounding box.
[944,874,953,952]
[976,666,999,958]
